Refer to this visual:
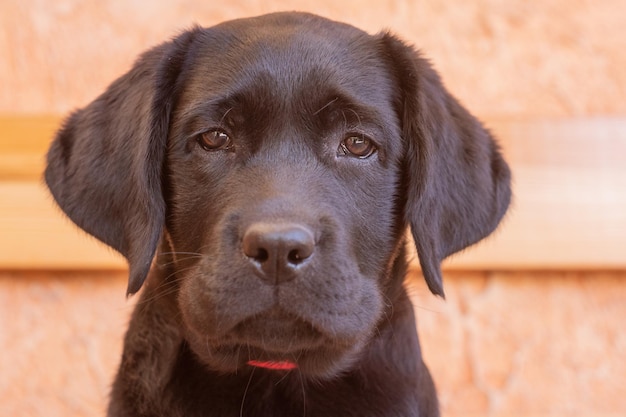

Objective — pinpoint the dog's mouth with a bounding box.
[188,307,360,376]
[224,309,324,371]
[230,309,325,353]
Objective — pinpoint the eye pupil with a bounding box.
[198,130,231,151]
[340,136,376,158]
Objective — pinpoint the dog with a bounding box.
[45,12,511,417]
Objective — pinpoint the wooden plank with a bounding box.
[0,182,126,269]
[440,118,626,270]
[0,116,625,270]
[0,115,60,181]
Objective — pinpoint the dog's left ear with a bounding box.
[381,34,512,297]
[45,29,199,295]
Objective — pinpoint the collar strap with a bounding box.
[247,360,298,370]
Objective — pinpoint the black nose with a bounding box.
[242,223,315,284]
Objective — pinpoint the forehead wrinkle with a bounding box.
[307,90,389,130]
[182,29,399,142]
[187,22,394,118]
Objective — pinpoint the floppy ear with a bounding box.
[381,34,512,297]
[45,29,199,295]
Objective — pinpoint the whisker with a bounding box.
[133,265,198,306]
[156,251,204,268]
[274,365,293,386]
[157,251,204,257]
[340,109,348,131]
[239,359,256,417]
[313,96,339,115]
[235,345,241,375]
[220,107,234,125]
[298,369,307,417]
[135,286,178,308]
[347,107,363,128]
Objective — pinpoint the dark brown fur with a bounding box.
[45,12,511,417]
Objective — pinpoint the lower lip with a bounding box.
[247,360,298,371]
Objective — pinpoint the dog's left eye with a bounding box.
[338,135,377,159]
[197,130,232,151]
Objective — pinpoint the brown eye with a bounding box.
[197,130,232,151]
[339,135,377,158]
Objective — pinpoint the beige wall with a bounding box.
[2,0,625,118]
[1,1,625,416]
[2,271,624,417]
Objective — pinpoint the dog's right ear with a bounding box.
[45,28,200,295]
[380,34,512,298]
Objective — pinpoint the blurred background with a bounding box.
[1,1,625,416]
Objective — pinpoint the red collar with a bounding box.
[247,360,298,371]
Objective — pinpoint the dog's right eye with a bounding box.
[196,130,232,151]
[338,135,377,159]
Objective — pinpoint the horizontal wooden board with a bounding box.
[0,115,60,181]
[0,116,625,270]
[0,182,125,269]
[439,118,626,270]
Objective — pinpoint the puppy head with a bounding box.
[45,12,510,378]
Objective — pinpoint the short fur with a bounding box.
[45,12,511,417]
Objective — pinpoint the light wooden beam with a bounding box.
[1,116,624,270]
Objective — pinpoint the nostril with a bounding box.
[287,238,314,264]
[254,248,269,263]
[288,249,304,264]
[242,232,269,263]
[241,222,315,282]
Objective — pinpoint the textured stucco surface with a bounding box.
[410,271,626,417]
[0,272,129,416]
[1,0,625,118]
[1,271,625,417]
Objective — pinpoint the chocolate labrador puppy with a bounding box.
[45,12,511,417]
